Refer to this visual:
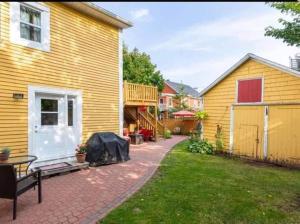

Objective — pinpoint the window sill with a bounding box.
[11,38,50,52]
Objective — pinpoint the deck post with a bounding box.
[154,105,158,141]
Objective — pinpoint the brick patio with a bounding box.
[0,136,186,224]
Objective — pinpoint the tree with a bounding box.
[123,44,164,92]
[173,83,188,110]
[265,2,300,47]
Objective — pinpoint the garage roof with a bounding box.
[200,53,300,96]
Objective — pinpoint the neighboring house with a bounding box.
[200,53,300,166]
[159,80,201,118]
[0,2,131,164]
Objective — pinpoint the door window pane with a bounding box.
[41,99,58,112]
[68,100,73,126]
[41,99,58,126]
[41,113,58,125]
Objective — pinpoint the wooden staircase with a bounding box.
[124,108,165,140]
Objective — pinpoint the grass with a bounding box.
[100,140,300,224]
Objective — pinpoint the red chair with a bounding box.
[139,128,153,142]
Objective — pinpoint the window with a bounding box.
[159,98,164,104]
[10,2,50,51]
[41,99,58,125]
[168,98,172,106]
[68,100,73,126]
[20,5,41,42]
[237,78,262,103]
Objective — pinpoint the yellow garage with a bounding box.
[201,53,300,166]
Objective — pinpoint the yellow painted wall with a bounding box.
[0,3,120,156]
[203,59,300,149]
[268,105,300,165]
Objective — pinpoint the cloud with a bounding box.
[130,9,150,20]
[149,9,291,52]
[149,8,299,91]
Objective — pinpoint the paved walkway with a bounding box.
[0,136,186,224]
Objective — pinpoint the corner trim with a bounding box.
[118,29,123,136]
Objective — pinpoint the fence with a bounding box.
[163,118,197,135]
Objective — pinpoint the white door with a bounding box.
[34,94,79,161]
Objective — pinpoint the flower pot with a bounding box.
[0,152,10,161]
[76,153,86,163]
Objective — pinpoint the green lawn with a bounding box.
[100,141,300,224]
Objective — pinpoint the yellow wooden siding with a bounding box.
[203,59,300,149]
[268,105,300,165]
[233,106,264,159]
[0,3,120,156]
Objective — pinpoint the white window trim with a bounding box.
[28,85,83,157]
[235,76,264,105]
[10,2,50,52]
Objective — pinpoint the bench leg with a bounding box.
[13,198,17,220]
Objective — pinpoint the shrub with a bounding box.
[215,125,224,151]
[194,111,208,121]
[163,129,172,139]
[187,139,214,154]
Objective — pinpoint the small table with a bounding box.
[129,133,144,145]
[0,155,37,178]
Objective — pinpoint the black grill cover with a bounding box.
[86,132,130,166]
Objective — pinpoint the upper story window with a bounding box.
[237,78,262,103]
[168,98,172,106]
[20,5,41,42]
[10,2,50,51]
[159,98,164,104]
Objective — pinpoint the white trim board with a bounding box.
[28,85,83,160]
[118,29,123,136]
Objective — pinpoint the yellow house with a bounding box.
[200,53,300,166]
[0,2,132,163]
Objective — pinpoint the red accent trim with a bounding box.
[237,78,262,103]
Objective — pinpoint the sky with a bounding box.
[97,2,299,92]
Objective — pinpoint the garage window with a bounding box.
[237,78,262,103]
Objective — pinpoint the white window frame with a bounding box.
[10,2,50,52]
[235,76,264,105]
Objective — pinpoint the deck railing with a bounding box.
[123,81,158,106]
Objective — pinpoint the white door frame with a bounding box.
[28,85,83,160]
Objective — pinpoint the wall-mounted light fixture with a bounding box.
[12,93,24,100]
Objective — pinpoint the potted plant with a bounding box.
[194,111,208,137]
[75,144,87,163]
[0,147,11,161]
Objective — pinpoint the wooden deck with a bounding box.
[123,81,158,106]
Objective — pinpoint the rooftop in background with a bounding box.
[62,2,132,29]
[165,80,200,98]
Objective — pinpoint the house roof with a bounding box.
[165,80,200,98]
[200,53,300,96]
[61,2,132,29]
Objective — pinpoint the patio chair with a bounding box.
[0,165,42,220]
